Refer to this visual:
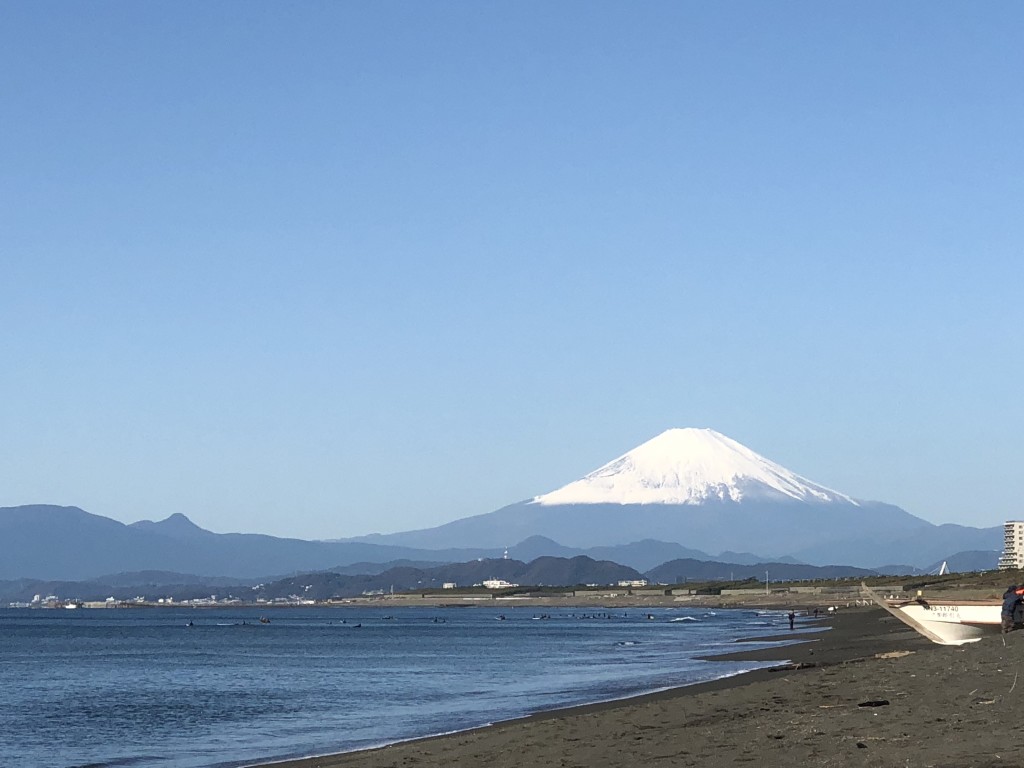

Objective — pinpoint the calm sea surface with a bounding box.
[0,605,812,768]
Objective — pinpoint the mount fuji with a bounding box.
[532,428,857,507]
[356,428,1000,568]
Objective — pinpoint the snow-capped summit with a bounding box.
[532,428,857,507]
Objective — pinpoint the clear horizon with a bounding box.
[3,3,1022,538]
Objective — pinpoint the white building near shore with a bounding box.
[998,521,1024,570]
[482,579,518,589]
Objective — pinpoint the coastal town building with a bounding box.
[482,579,518,589]
[998,521,1024,570]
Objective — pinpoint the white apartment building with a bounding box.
[998,521,1024,570]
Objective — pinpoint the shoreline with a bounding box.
[251,607,944,768]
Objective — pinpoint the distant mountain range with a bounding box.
[0,505,466,581]
[347,428,1002,568]
[0,504,740,581]
[0,428,1002,581]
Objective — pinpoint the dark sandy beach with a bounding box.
[259,609,1024,768]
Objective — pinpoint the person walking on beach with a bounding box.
[788,611,796,630]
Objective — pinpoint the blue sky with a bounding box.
[2,3,1022,539]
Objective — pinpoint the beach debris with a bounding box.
[857,700,890,707]
[874,650,914,659]
[856,742,868,749]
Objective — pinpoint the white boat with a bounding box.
[862,583,1001,646]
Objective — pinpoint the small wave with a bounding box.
[670,617,699,623]
[68,757,167,768]
[615,640,641,646]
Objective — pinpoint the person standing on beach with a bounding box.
[1001,586,1022,633]
[788,611,795,630]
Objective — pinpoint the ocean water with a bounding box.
[0,605,810,768]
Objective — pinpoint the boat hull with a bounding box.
[890,602,1001,645]
[861,584,1003,646]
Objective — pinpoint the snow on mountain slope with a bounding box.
[532,428,857,507]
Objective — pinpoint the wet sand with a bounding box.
[257,609,1024,768]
